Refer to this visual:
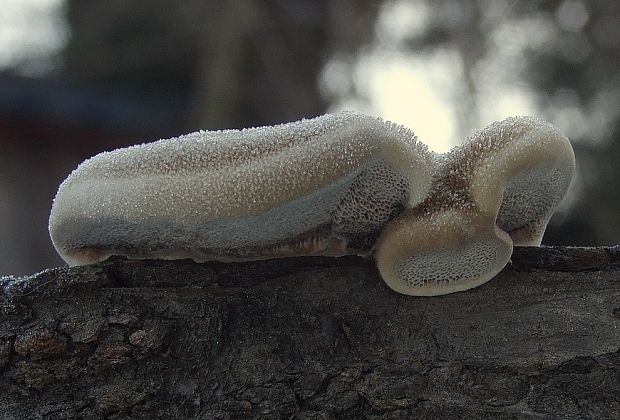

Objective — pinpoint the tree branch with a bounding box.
[1,246,619,418]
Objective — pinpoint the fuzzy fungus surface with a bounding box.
[49,111,574,296]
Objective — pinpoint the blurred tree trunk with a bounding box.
[64,0,379,130]
[1,247,619,418]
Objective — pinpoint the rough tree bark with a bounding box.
[1,246,619,419]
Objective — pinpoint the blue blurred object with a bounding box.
[0,73,183,134]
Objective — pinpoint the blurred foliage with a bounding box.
[525,1,620,245]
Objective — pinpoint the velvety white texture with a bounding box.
[49,112,574,296]
[49,111,432,265]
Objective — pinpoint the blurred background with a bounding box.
[1,0,618,275]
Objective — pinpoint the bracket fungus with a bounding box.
[375,117,575,295]
[49,112,574,296]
